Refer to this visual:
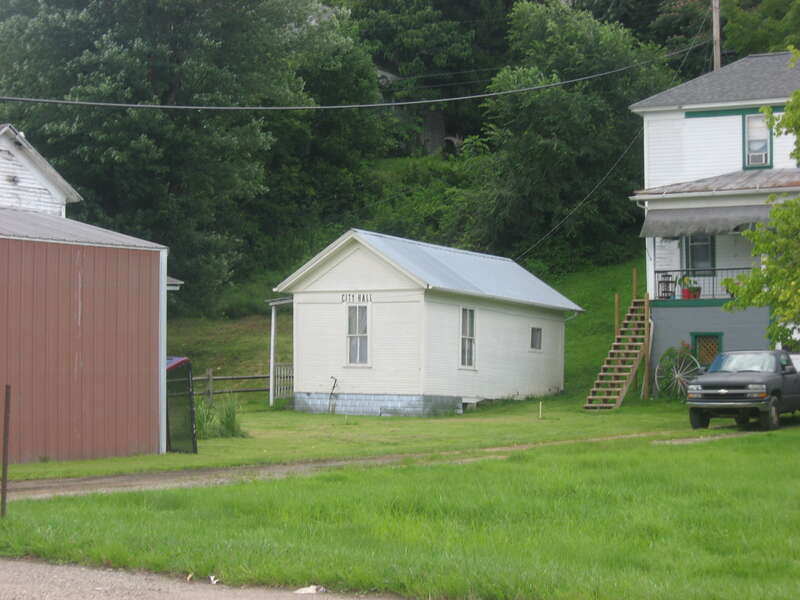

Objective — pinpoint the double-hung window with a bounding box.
[744,114,770,168]
[683,234,715,276]
[347,305,368,364]
[460,308,475,368]
[530,327,543,351]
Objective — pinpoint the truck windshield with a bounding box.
[708,353,776,373]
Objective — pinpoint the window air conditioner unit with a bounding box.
[748,152,767,165]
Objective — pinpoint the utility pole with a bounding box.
[712,0,721,71]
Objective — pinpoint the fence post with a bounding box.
[1,385,10,518]
[206,368,214,406]
[614,293,620,338]
[632,267,638,300]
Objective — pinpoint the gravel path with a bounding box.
[0,558,395,600]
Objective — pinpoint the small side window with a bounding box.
[530,327,542,350]
[460,308,475,367]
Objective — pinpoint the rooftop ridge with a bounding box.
[352,228,516,263]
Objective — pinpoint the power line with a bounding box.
[0,40,709,113]
[513,12,712,263]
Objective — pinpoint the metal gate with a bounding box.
[166,357,198,453]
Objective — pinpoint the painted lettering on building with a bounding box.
[341,292,373,303]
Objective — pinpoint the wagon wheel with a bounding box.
[655,350,702,398]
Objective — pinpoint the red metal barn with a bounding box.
[0,124,167,463]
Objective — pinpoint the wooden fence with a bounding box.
[193,363,293,405]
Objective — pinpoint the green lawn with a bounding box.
[10,257,696,482]
[2,429,799,599]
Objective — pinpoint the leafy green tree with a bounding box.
[0,0,385,314]
[723,0,800,55]
[724,50,800,345]
[464,1,672,272]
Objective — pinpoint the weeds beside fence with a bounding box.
[191,367,293,439]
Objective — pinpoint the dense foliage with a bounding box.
[724,51,800,345]
[0,0,721,316]
[723,0,800,54]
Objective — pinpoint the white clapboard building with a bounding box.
[274,229,582,416]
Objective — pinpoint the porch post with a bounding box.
[269,303,276,408]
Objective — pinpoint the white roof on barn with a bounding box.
[277,229,583,312]
[0,206,166,250]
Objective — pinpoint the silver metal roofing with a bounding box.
[0,207,166,250]
[353,229,583,312]
[640,205,771,237]
[630,52,800,111]
[633,168,800,197]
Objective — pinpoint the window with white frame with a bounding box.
[347,305,368,364]
[460,308,475,367]
[745,114,770,167]
[530,327,542,350]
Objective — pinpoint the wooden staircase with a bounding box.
[584,295,651,410]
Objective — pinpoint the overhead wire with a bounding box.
[0,39,709,113]
[513,11,713,263]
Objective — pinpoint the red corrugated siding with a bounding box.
[0,239,160,463]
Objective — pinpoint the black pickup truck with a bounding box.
[686,350,800,430]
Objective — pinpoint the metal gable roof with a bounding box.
[0,207,166,250]
[352,229,583,312]
[630,52,800,111]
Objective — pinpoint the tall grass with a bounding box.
[194,398,246,440]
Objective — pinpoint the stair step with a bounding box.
[583,403,617,409]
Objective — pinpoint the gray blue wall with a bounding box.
[293,392,463,417]
[651,302,770,364]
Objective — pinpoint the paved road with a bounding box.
[0,558,395,600]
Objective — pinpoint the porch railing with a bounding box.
[654,267,752,300]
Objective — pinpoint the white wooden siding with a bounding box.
[422,292,564,399]
[643,111,798,188]
[300,242,418,292]
[774,127,798,168]
[647,234,758,277]
[293,290,423,395]
[0,136,65,215]
[715,234,759,269]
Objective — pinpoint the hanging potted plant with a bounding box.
[677,275,701,299]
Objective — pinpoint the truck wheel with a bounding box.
[759,397,780,431]
[689,408,710,429]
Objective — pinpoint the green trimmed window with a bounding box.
[743,114,772,169]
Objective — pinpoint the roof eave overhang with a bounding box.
[0,232,167,251]
[428,285,584,314]
[631,97,790,115]
[630,186,800,202]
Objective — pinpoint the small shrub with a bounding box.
[194,398,247,440]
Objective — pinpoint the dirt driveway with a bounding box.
[0,558,396,600]
[6,430,719,501]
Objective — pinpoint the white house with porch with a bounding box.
[631,52,800,366]
[272,229,582,416]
